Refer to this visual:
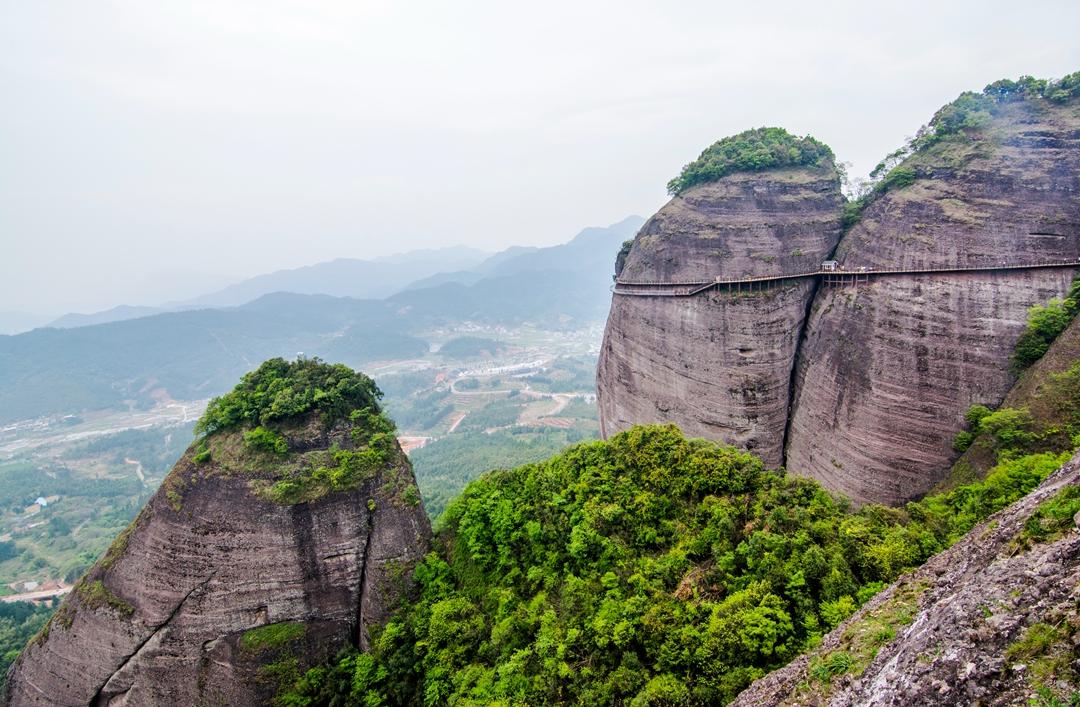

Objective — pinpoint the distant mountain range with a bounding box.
[44,219,646,331]
[1,216,644,423]
[47,246,493,329]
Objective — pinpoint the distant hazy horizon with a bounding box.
[4,0,1080,315]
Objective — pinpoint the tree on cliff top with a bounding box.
[194,357,384,436]
[667,127,835,195]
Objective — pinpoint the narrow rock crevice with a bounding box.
[91,571,216,705]
[352,505,376,650]
[781,277,824,467]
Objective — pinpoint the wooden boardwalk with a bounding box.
[613,259,1080,298]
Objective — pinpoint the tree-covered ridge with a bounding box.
[933,71,1080,136]
[0,602,53,688]
[195,357,385,436]
[280,422,1068,706]
[667,127,835,195]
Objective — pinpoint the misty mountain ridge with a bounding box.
[1,217,644,423]
[0,311,54,336]
[42,218,643,331]
[42,245,489,330]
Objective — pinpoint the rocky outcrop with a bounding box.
[598,88,1080,503]
[786,96,1080,504]
[4,413,431,706]
[598,165,843,467]
[731,450,1080,707]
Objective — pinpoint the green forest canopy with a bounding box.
[281,419,1068,706]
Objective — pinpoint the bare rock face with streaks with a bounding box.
[786,97,1080,504]
[4,364,431,706]
[598,165,843,467]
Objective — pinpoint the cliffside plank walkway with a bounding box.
[612,259,1080,298]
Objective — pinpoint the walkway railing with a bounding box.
[612,259,1080,298]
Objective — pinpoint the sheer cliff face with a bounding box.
[597,168,843,467]
[786,99,1080,504]
[5,418,431,707]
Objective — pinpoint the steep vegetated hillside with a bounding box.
[4,359,431,706]
[277,406,1078,705]
[731,454,1080,707]
[598,128,844,467]
[946,287,1080,487]
[727,268,1080,704]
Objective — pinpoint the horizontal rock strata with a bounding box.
[599,167,843,467]
[786,97,1080,503]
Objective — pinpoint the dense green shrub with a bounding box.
[667,127,834,195]
[265,407,398,504]
[244,426,289,456]
[411,426,599,520]
[1017,486,1080,548]
[1013,292,1080,371]
[280,422,1069,706]
[195,357,384,436]
[0,601,54,687]
[241,622,307,653]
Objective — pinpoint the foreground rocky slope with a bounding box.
[4,360,431,706]
[598,129,843,467]
[732,450,1080,706]
[786,90,1080,504]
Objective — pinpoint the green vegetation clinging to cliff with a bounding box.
[951,361,1080,483]
[667,127,835,195]
[946,286,1080,488]
[1012,279,1080,371]
[262,407,400,505]
[280,418,1070,706]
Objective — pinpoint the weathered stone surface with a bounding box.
[4,418,431,706]
[598,167,843,467]
[786,98,1080,504]
[731,450,1080,707]
[786,271,1076,505]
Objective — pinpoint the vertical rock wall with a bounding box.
[597,167,843,467]
[786,98,1080,503]
[599,98,1080,504]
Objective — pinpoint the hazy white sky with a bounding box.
[3,0,1079,314]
